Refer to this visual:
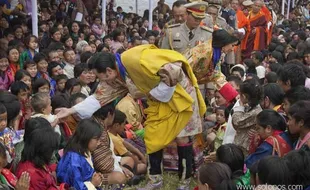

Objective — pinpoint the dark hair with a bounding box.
[271,51,284,64]
[227,75,242,87]
[65,78,81,94]
[23,60,36,70]
[14,69,31,81]
[265,72,278,83]
[65,119,102,156]
[49,27,60,36]
[286,59,310,78]
[243,59,257,75]
[252,51,264,62]
[24,35,38,48]
[74,63,89,78]
[263,83,285,106]
[10,81,30,96]
[113,110,126,125]
[93,102,115,120]
[54,74,68,83]
[32,78,50,94]
[277,64,306,88]
[0,51,7,59]
[172,0,187,8]
[257,156,291,186]
[199,163,233,190]
[286,52,299,61]
[0,103,6,115]
[216,144,244,179]
[69,93,87,107]
[0,143,6,159]
[240,79,263,108]
[88,52,116,73]
[288,101,310,129]
[112,28,124,41]
[284,149,310,186]
[80,51,93,63]
[284,86,310,105]
[33,52,47,64]
[63,48,75,56]
[31,92,50,113]
[256,109,287,131]
[21,127,60,169]
[47,61,61,77]
[0,92,20,125]
[49,42,64,51]
[24,117,50,141]
[269,63,282,73]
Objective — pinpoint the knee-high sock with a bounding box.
[149,149,163,175]
[177,143,193,180]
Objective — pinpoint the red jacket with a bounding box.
[16,161,58,190]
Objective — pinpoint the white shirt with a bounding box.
[64,63,75,79]
[222,100,240,144]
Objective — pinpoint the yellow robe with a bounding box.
[121,44,206,154]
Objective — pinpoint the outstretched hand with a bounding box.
[55,107,74,119]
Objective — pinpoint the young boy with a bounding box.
[63,49,76,79]
[108,110,147,175]
[10,81,31,130]
[30,92,60,135]
[54,74,68,95]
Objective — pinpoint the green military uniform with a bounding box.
[160,23,213,54]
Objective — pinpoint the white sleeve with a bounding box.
[73,95,101,119]
[84,182,97,190]
[267,21,272,30]
[237,28,246,35]
[149,82,176,103]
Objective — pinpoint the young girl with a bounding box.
[91,16,105,39]
[246,110,292,168]
[288,100,310,150]
[0,51,13,91]
[7,46,20,78]
[232,78,263,155]
[195,162,232,190]
[23,60,38,81]
[62,35,74,49]
[32,78,50,94]
[14,70,32,91]
[57,119,104,189]
[19,35,38,69]
[10,81,31,130]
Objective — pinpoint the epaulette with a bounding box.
[200,25,214,33]
[167,23,181,28]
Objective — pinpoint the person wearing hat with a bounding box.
[160,1,213,54]
[242,0,267,59]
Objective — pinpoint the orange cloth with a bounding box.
[261,6,272,45]
[236,9,250,50]
[248,11,267,51]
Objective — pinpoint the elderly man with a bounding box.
[160,1,212,54]
[242,0,267,58]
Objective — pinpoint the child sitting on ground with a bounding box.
[108,110,147,175]
[10,81,31,130]
[30,92,60,135]
[206,106,228,152]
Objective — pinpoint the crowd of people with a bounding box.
[0,0,309,189]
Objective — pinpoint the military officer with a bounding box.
[160,1,213,54]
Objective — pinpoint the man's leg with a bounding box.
[176,136,193,190]
[138,149,163,190]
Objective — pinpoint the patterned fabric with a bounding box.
[0,128,15,161]
[92,117,114,180]
[214,123,227,151]
[232,105,262,156]
[163,137,204,174]
[124,137,146,155]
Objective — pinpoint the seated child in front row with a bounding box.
[30,92,60,135]
[108,110,147,175]
[245,110,293,168]
[10,81,31,130]
[206,106,228,152]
